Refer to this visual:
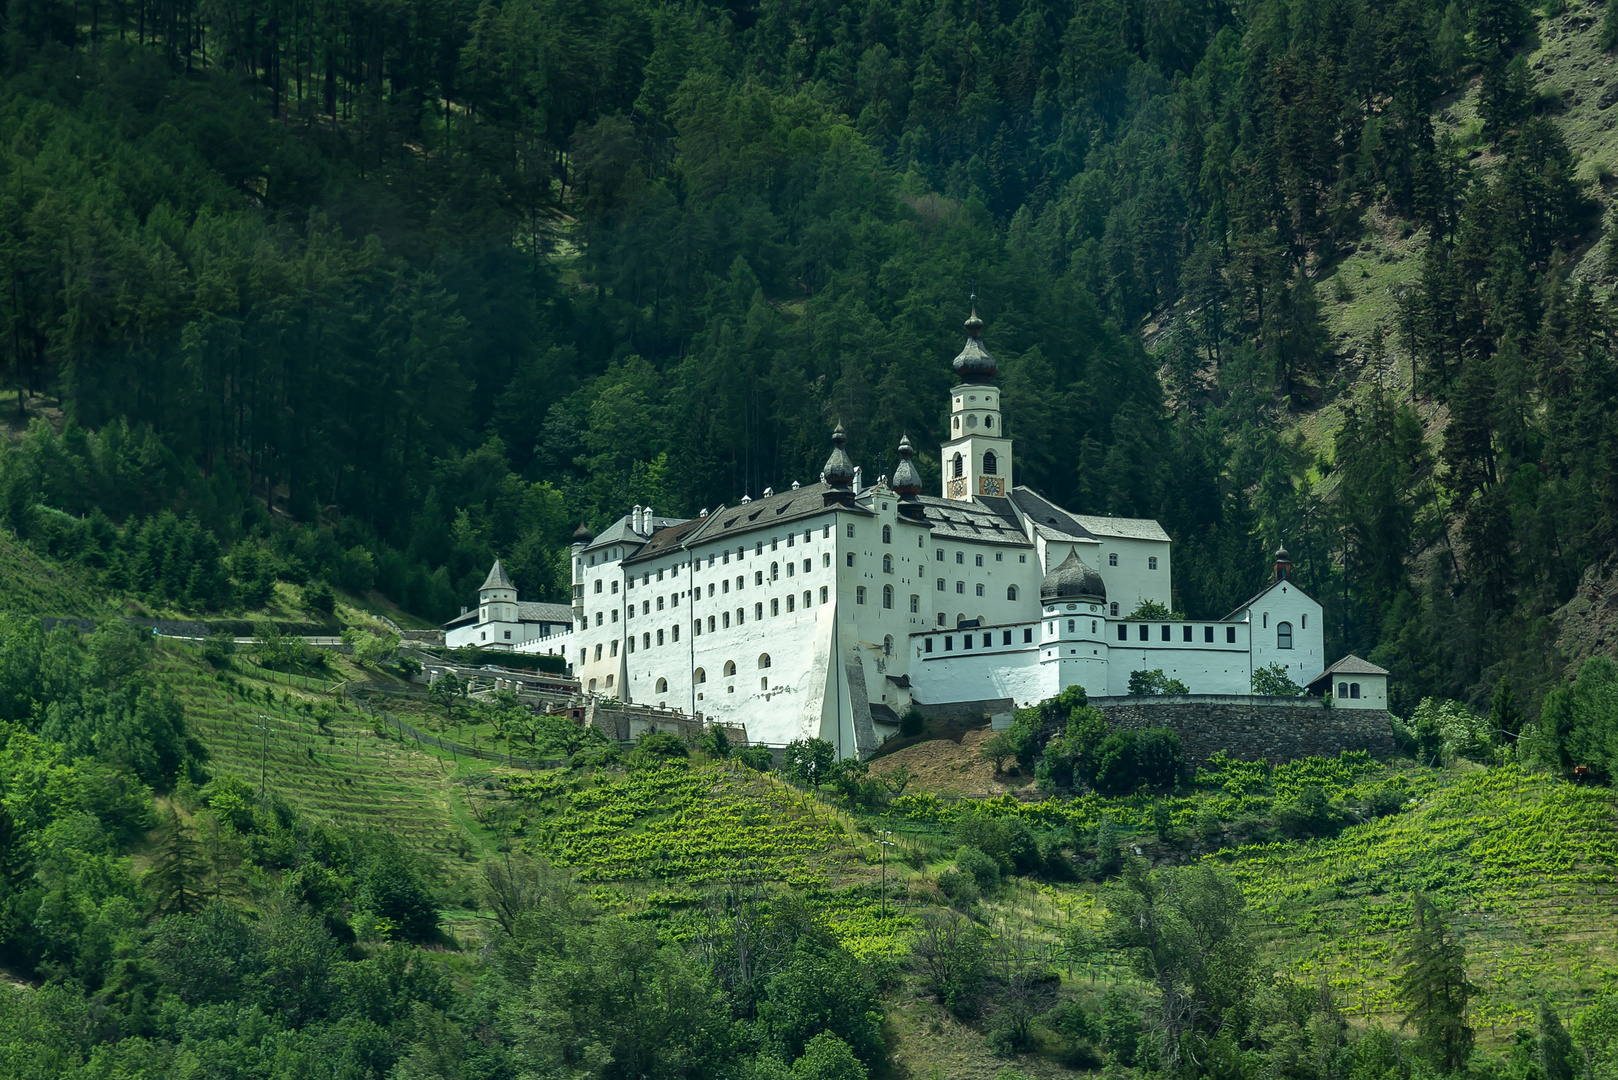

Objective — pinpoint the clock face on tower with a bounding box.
[947,479,967,499]
[979,477,1004,496]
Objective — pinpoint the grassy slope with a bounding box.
[0,531,104,616]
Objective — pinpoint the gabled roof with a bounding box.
[1008,488,1169,543]
[686,483,873,549]
[582,513,689,554]
[518,602,574,624]
[622,516,709,566]
[1222,576,1320,622]
[1308,655,1390,685]
[480,560,515,591]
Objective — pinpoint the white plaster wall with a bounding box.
[1087,535,1172,615]
[1101,617,1252,694]
[1329,673,1387,709]
[1241,581,1325,689]
[924,538,1040,629]
[910,629,1047,708]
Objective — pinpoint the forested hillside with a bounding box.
[1,0,1615,715]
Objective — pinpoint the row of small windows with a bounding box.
[932,580,1019,599]
[935,549,1025,565]
[1113,623,1242,644]
[923,628,1034,653]
[1102,553,1159,571]
[1337,682,1363,699]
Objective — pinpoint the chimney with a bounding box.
[853,467,863,491]
[644,506,654,532]
[632,505,642,533]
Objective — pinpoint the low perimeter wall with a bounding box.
[1087,694,1395,765]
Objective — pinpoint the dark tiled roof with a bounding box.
[444,610,477,629]
[694,484,872,545]
[480,560,515,591]
[1009,487,1169,542]
[621,516,708,566]
[517,602,574,624]
[583,514,687,554]
[913,495,1030,546]
[1309,654,1390,684]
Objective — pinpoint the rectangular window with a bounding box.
[657,569,664,581]
[936,549,944,561]
[672,594,679,607]
[803,591,811,608]
[656,630,663,646]
[1023,628,1033,643]
[824,526,831,538]
[1226,626,1237,643]
[975,554,983,567]
[1204,626,1214,643]
[937,579,945,591]
[787,595,795,612]
[856,587,866,605]
[754,603,762,620]
[963,634,973,649]
[955,552,964,564]
[628,638,636,653]
[756,542,763,555]
[786,563,794,577]
[611,640,618,656]
[771,598,780,615]
[846,524,855,538]
[1161,625,1170,641]
[975,583,985,596]
[771,537,778,550]
[956,581,964,594]
[846,553,855,567]
[820,586,828,604]
[925,638,934,653]
[995,553,1003,562]
[723,612,730,628]
[1003,630,1012,645]
[823,553,831,567]
[1149,556,1158,570]
[1183,626,1192,641]
[787,534,794,547]
[1117,625,1128,641]
[1139,624,1149,641]
[910,595,919,613]
[657,597,664,611]
[672,625,679,642]
[1019,554,1027,563]
[755,571,764,585]
[611,610,618,623]
[737,576,744,590]
[694,621,702,636]
[594,644,603,660]
[722,580,730,594]
[944,636,953,651]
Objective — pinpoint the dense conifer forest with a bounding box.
[2,0,1615,715]
[5,0,1618,1075]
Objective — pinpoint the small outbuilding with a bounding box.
[1307,654,1389,709]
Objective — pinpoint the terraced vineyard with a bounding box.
[155,643,489,867]
[1220,766,1618,1035]
[504,765,920,957]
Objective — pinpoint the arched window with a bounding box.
[724,660,737,676]
[1108,553,1117,566]
[1110,602,1119,616]
[771,561,779,581]
[594,580,603,593]
[952,453,964,479]
[982,451,998,475]
[1149,556,1158,570]
[754,603,763,620]
[656,629,664,646]
[882,525,892,544]
[694,668,707,684]
[643,633,650,649]
[656,677,668,693]
[1277,622,1293,649]
[985,415,993,428]
[1007,585,1018,601]
[883,635,893,656]
[883,554,893,573]
[758,654,771,669]
[883,585,894,609]
[910,594,919,613]
[605,675,614,688]
[1262,612,1269,628]
[708,615,715,632]
[588,679,597,692]
[1350,682,1361,699]
[857,586,867,605]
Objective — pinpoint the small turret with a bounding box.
[822,424,857,505]
[1273,543,1292,583]
[891,434,922,499]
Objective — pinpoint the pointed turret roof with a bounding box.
[480,560,515,592]
[892,434,922,499]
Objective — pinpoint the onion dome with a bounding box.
[823,424,856,489]
[891,434,922,499]
[571,521,594,545]
[1040,549,1107,602]
[1273,542,1293,582]
[952,302,997,383]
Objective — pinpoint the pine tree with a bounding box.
[146,808,205,917]
[1395,892,1476,1072]
[1538,999,1577,1080]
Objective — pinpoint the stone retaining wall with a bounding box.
[1089,695,1394,765]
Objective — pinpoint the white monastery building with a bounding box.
[443,561,574,657]
[453,309,1372,757]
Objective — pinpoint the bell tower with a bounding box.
[941,305,1013,501]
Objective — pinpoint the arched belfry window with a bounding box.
[1277,622,1293,649]
[982,451,998,475]
[952,453,964,479]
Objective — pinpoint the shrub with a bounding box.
[301,580,336,616]
[936,869,980,906]
[1274,783,1345,838]
[1128,668,1189,696]
[955,844,1001,892]
[202,631,236,669]
[1252,663,1306,696]
[738,745,774,771]
[898,708,926,737]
